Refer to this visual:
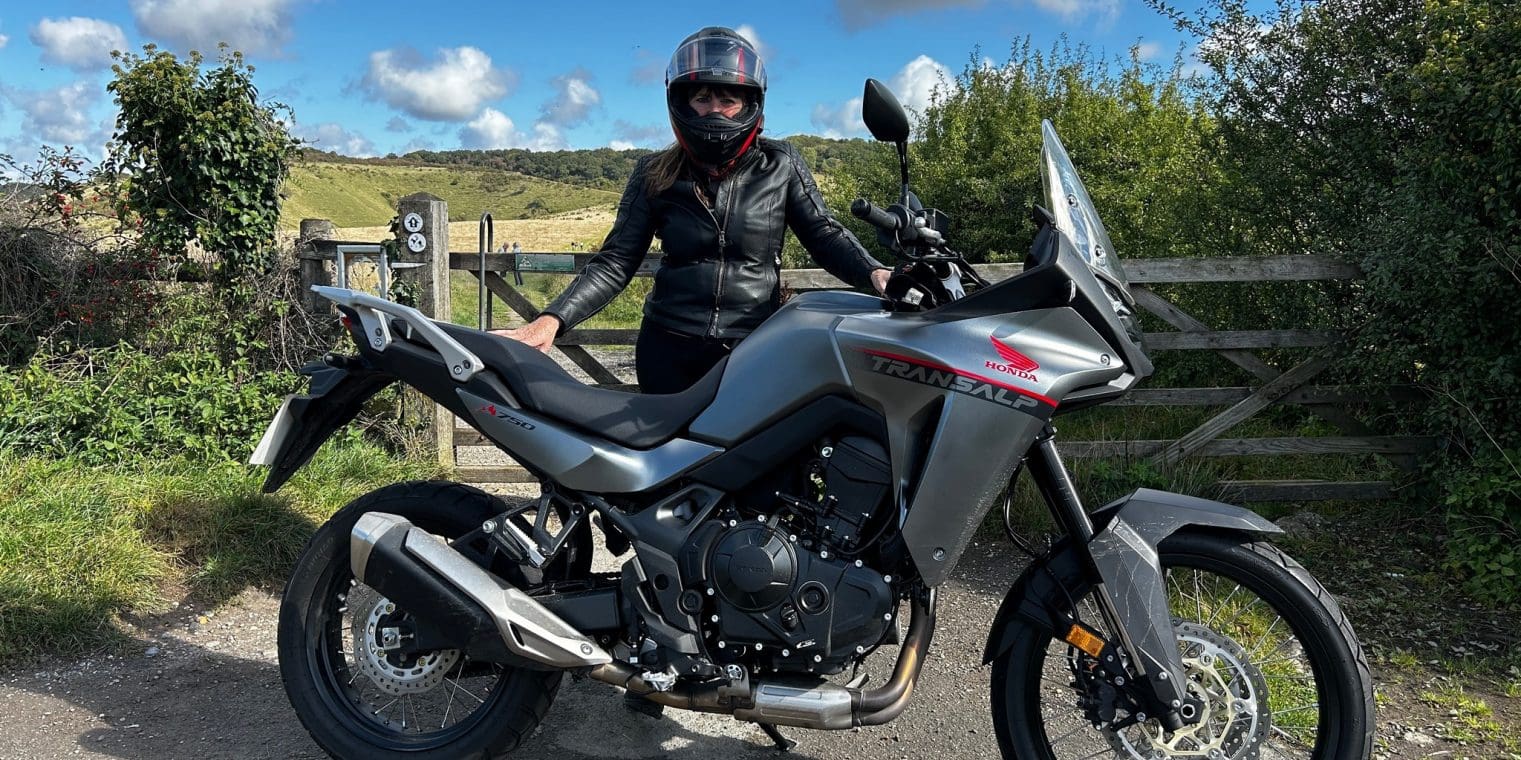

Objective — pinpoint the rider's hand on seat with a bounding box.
[492,314,561,353]
[870,267,892,295]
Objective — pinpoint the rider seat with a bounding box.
[428,323,725,450]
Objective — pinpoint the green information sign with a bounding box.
[516,253,576,273]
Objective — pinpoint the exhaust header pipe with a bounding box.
[350,512,611,670]
[587,588,937,730]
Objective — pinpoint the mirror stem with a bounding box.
[897,141,910,205]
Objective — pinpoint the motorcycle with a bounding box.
[253,79,1374,759]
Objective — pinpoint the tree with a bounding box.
[829,39,1223,266]
[1158,0,1521,601]
[104,45,302,286]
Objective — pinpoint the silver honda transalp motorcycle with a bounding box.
[253,79,1374,759]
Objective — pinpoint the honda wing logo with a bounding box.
[988,336,1040,382]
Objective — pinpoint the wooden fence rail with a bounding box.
[301,213,1433,502]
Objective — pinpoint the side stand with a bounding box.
[758,723,796,752]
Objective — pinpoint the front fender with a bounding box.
[982,487,1281,664]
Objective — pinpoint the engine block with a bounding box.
[684,517,894,674]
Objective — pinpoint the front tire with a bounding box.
[278,480,582,759]
[991,530,1374,759]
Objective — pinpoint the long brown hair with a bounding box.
[644,144,689,196]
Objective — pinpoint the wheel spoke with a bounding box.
[1019,544,1359,760]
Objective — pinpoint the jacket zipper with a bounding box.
[701,176,738,338]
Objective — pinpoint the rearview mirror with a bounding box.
[862,79,910,144]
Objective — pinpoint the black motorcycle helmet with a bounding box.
[665,27,767,175]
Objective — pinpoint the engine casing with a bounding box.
[684,518,894,673]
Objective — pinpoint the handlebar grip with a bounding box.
[851,198,901,231]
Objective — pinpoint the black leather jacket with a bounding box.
[543,138,885,339]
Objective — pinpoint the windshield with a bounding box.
[1039,120,1130,297]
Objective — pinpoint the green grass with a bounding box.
[0,436,443,659]
[1421,687,1505,743]
[281,160,618,229]
[446,270,652,331]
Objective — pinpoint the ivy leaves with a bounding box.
[103,44,302,288]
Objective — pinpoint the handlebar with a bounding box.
[851,198,901,231]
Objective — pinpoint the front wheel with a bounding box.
[992,530,1374,759]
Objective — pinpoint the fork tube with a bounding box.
[1028,424,1153,677]
[1028,424,1095,546]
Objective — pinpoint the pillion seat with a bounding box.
[426,322,727,450]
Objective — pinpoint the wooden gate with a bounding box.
[446,251,1436,501]
[295,209,1435,503]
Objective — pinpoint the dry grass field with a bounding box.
[333,206,618,253]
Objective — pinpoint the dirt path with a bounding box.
[0,541,1511,759]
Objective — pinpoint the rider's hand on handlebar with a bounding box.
[491,314,560,353]
[870,268,892,295]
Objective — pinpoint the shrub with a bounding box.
[1162,0,1521,600]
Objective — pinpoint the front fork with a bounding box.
[1026,424,1197,732]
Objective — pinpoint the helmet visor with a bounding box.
[666,35,766,91]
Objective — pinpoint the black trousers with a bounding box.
[634,324,734,395]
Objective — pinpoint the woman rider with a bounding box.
[497,26,892,393]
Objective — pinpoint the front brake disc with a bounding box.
[1104,621,1272,760]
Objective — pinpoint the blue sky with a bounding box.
[0,0,1210,166]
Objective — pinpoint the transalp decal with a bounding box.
[859,349,1057,412]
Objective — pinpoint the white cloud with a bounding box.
[540,71,600,128]
[0,34,9,50]
[891,54,950,115]
[526,123,566,151]
[362,46,513,122]
[297,122,375,157]
[810,54,948,138]
[400,136,435,153]
[9,80,103,145]
[1031,0,1121,24]
[733,24,769,61]
[457,109,566,151]
[460,108,515,149]
[1135,41,1162,61]
[613,120,670,148]
[384,116,409,133]
[131,0,299,55]
[810,97,865,139]
[609,140,636,150]
[31,17,129,71]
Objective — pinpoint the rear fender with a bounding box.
[253,359,396,493]
[982,487,1282,664]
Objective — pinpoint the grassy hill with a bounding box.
[281,161,619,229]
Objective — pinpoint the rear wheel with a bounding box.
[991,530,1374,759]
[278,480,586,759]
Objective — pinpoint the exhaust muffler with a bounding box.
[350,511,937,731]
[350,512,611,670]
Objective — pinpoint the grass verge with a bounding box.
[0,435,443,660]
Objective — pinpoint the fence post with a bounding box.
[396,193,455,469]
[297,218,335,313]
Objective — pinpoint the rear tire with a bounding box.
[278,480,583,759]
[991,530,1374,759]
